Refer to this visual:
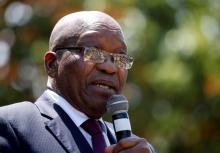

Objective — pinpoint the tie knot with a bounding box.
[81,119,103,136]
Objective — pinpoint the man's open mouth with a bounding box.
[91,80,117,92]
[96,84,111,89]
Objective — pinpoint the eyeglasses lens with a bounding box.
[83,47,133,69]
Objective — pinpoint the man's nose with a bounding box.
[96,57,117,74]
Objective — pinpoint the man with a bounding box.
[0,11,156,153]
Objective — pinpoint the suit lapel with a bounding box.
[35,92,81,153]
[45,117,81,153]
[53,104,94,153]
[103,122,117,144]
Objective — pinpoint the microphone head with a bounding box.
[106,94,129,115]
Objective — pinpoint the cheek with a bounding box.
[57,55,82,84]
[83,62,96,76]
[58,54,84,74]
[118,69,128,88]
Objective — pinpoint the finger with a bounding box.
[119,141,151,153]
[105,144,116,153]
[113,137,146,153]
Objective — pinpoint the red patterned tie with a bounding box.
[81,119,107,153]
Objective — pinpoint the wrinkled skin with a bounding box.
[44,11,151,153]
[105,137,151,153]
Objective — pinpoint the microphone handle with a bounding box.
[112,112,132,142]
[115,130,131,141]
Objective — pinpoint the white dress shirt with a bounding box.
[45,89,112,148]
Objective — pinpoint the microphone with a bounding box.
[106,94,131,142]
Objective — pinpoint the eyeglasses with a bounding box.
[55,47,134,70]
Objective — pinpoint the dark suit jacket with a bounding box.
[0,91,116,153]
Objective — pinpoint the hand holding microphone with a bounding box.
[106,94,131,142]
[105,94,155,153]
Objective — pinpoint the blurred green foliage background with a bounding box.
[0,0,220,152]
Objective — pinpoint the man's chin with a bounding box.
[86,109,106,119]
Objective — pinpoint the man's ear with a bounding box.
[44,51,57,78]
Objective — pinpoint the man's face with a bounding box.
[55,27,128,118]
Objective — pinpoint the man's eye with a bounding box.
[84,49,103,63]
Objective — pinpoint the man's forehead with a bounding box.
[49,11,124,50]
[76,29,126,47]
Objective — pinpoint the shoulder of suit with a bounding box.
[0,101,40,122]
